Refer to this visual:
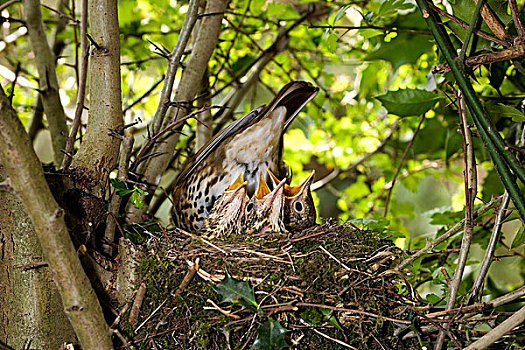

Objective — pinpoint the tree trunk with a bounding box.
[70,0,122,197]
[0,170,77,348]
[0,85,114,350]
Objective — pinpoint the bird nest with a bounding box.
[119,221,420,349]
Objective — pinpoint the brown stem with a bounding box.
[509,0,525,38]
[426,2,509,47]
[384,115,425,216]
[0,85,113,349]
[473,0,513,43]
[463,305,525,349]
[62,0,88,169]
[23,0,68,166]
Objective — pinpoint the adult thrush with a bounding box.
[172,81,318,231]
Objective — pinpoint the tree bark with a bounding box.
[0,85,113,349]
[70,0,122,197]
[23,0,68,166]
[0,168,77,348]
[127,0,228,222]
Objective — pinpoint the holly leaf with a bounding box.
[511,225,525,249]
[376,88,440,117]
[320,308,343,331]
[213,271,258,309]
[251,320,288,350]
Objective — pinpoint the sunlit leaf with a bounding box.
[332,4,352,25]
[376,88,440,117]
[511,225,525,249]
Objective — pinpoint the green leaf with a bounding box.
[377,0,414,18]
[332,4,352,25]
[511,225,525,249]
[365,34,433,70]
[426,293,442,304]
[320,308,343,331]
[213,271,258,309]
[111,178,127,190]
[130,190,144,209]
[326,33,338,53]
[487,103,525,122]
[251,320,288,350]
[376,88,440,117]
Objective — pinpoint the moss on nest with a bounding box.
[121,221,419,349]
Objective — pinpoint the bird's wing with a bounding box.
[174,105,265,184]
[256,81,319,130]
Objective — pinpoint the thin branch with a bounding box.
[509,0,525,38]
[123,75,165,114]
[468,191,510,304]
[308,24,431,35]
[384,116,425,216]
[459,0,485,61]
[61,0,88,169]
[432,40,525,74]
[149,0,200,136]
[435,90,478,350]
[0,0,20,12]
[394,195,504,271]
[417,0,525,223]
[463,305,525,350]
[426,2,510,47]
[103,133,134,255]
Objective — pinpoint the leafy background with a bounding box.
[2,0,524,310]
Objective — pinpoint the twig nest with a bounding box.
[123,221,419,349]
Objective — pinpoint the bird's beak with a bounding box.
[286,170,315,198]
[225,171,245,191]
[255,170,271,199]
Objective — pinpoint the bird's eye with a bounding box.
[246,202,254,213]
[294,201,304,213]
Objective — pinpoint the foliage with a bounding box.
[1,0,524,348]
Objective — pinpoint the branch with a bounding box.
[384,116,425,216]
[62,0,88,169]
[435,91,478,350]
[432,40,525,74]
[129,0,228,222]
[103,133,134,255]
[416,0,525,224]
[474,0,512,43]
[23,0,68,166]
[70,0,123,196]
[468,191,510,304]
[509,0,525,38]
[463,305,525,350]
[426,2,509,47]
[394,195,504,271]
[0,85,113,349]
[149,0,200,136]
